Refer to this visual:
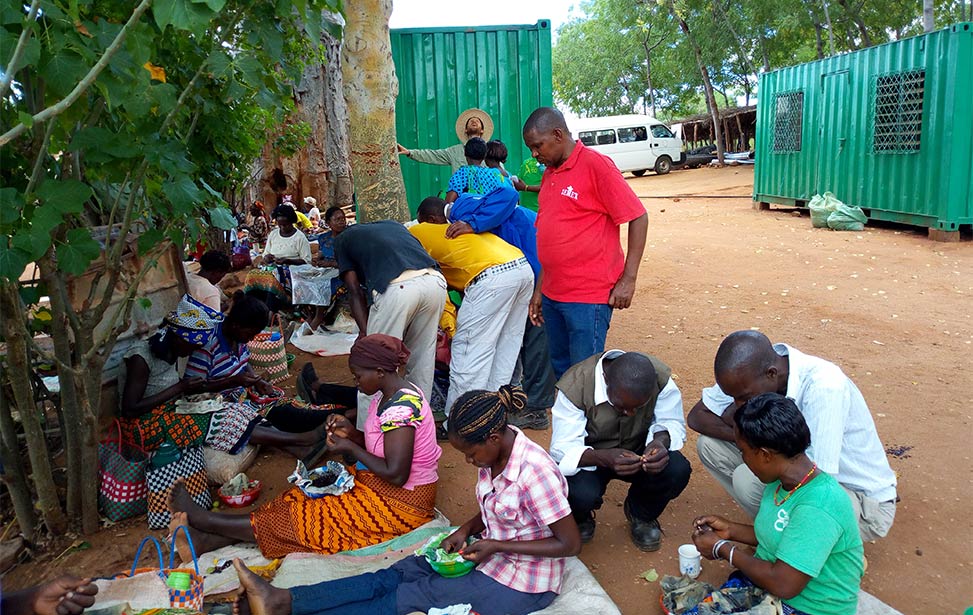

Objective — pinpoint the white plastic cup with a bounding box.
[678,544,702,579]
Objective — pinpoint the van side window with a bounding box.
[651,125,674,139]
[618,127,648,143]
[594,130,617,145]
[579,131,597,146]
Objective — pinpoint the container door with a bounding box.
[816,71,850,194]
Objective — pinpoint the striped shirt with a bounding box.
[476,427,572,594]
[184,324,249,380]
[702,343,897,502]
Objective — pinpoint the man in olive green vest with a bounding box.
[549,351,691,551]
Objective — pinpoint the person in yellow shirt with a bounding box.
[410,197,534,415]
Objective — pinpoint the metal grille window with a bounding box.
[873,70,924,152]
[773,92,803,152]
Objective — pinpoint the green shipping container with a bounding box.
[391,21,553,213]
[753,23,973,236]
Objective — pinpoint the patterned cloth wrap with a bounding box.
[244,265,293,304]
[163,294,223,345]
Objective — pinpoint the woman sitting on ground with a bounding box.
[170,334,441,559]
[691,393,864,615]
[184,292,346,435]
[244,204,335,331]
[227,385,581,615]
[118,295,326,459]
[243,202,270,247]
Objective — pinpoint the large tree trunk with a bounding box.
[922,0,935,32]
[341,0,409,222]
[0,379,37,538]
[258,13,354,212]
[670,4,725,164]
[0,284,67,535]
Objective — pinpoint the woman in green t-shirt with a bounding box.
[691,393,864,615]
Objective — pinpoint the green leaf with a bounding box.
[17,111,34,128]
[41,51,89,98]
[639,568,659,582]
[0,188,22,225]
[138,297,153,310]
[12,229,51,261]
[208,206,236,230]
[69,127,139,160]
[0,243,30,281]
[136,228,165,256]
[36,180,93,215]
[199,179,224,201]
[162,176,204,213]
[30,206,65,236]
[7,36,40,73]
[56,228,102,275]
[192,0,227,11]
[235,53,264,88]
[19,284,45,307]
[153,0,215,32]
[206,50,233,78]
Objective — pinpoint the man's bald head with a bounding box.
[523,107,569,135]
[604,353,659,413]
[714,330,778,381]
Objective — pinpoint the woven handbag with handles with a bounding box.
[247,313,289,383]
[121,528,205,611]
[146,446,210,530]
[98,420,149,521]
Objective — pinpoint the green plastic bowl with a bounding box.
[427,556,475,578]
[286,353,296,367]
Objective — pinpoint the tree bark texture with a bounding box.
[0,284,67,535]
[341,0,409,222]
[670,5,725,164]
[0,380,38,538]
[922,0,935,32]
[257,13,354,212]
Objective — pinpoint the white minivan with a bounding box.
[570,114,683,176]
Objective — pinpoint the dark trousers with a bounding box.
[566,450,692,522]
[290,555,556,615]
[519,317,556,410]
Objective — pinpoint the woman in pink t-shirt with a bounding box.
[168,334,441,560]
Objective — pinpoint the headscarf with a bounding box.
[162,294,223,345]
[349,334,410,372]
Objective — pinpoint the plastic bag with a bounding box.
[288,460,355,498]
[828,202,867,231]
[807,192,839,228]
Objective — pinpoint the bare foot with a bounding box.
[233,559,292,615]
[169,481,204,519]
[169,512,195,564]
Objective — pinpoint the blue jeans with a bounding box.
[289,556,556,615]
[541,296,613,379]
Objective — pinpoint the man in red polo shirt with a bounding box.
[522,107,648,379]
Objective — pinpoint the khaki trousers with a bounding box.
[355,272,447,428]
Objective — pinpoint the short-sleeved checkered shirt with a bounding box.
[475,426,572,594]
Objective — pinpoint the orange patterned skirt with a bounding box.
[250,468,437,559]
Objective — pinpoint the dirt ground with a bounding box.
[5,166,972,613]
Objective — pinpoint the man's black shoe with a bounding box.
[577,512,596,543]
[624,499,662,552]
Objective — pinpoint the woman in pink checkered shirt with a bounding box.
[230,385,581,615]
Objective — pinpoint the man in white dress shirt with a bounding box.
[549,350,691,552]
[687,330,897,541]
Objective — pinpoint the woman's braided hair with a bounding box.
[448,385,527,443]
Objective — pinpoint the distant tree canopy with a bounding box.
[554,0,972,121]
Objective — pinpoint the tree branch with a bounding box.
[0,0,153,147]
[0,0,41,100]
